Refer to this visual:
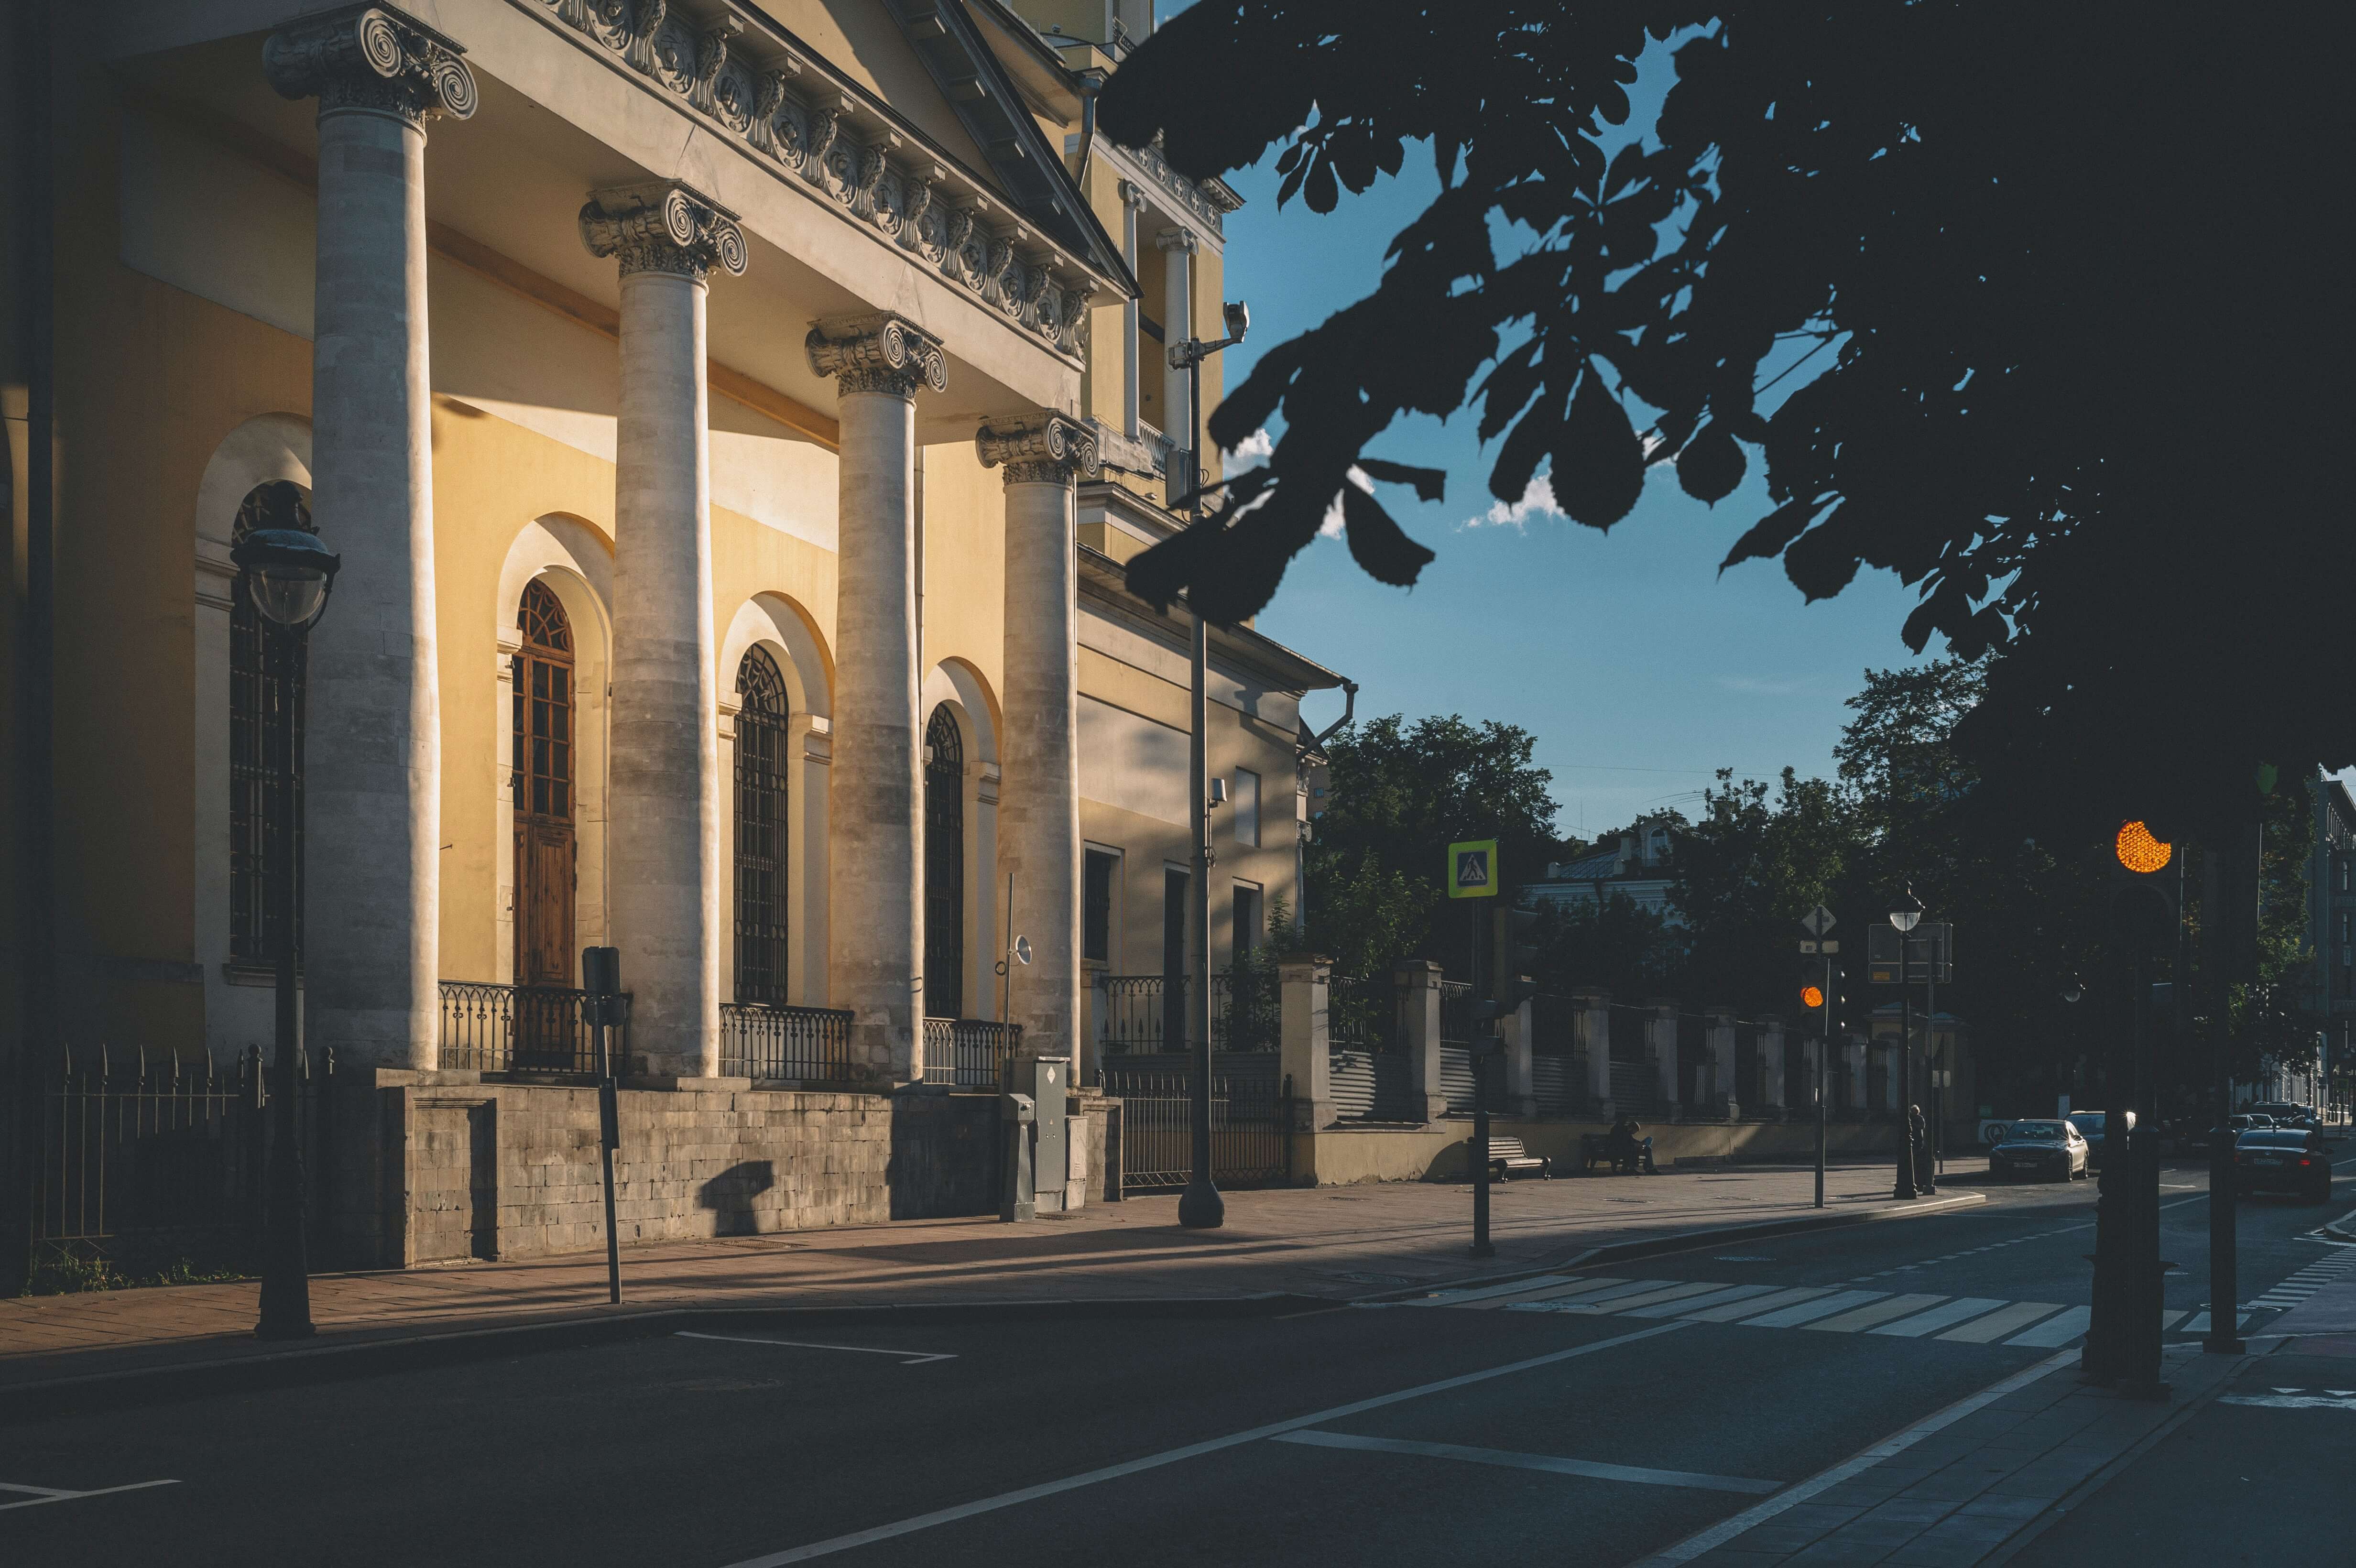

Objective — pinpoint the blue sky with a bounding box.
[1172,24,1938,846]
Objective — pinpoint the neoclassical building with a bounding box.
[3,0,1342,1260]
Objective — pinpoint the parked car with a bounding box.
[2232,1129,2336,1203]
[1988,1120,2091,1182]
[2249,1102,2313,1128]
[2067,1110,2135,1168]
[2229,1113,2275,1132]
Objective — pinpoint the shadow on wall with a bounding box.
[889,1094,1000,1220]
[698,1161,777,1235]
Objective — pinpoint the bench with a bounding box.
[1578,1132,1656,1175]
[1481,1136,1551,1180]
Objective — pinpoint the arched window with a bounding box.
[512,581,576,991]
[229,480,314,969]
[734,646,792,1003]
[924,704,965,1020]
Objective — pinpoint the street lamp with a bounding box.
[1169,299,1249,1231]
[1887,887,1926,1199]
[232,525,339,1340]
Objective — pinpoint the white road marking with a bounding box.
[2219,1394,2356,1411]
[1632,1348,2083,1565]
[715,1320,1692,1566]
[2005,1305,2094,1347]
[1870,1297,2008,1338]
[674,1331,956,1366]
[1936,1301,2063,1343]
[1804,1294,1948,1334]
[1272,1429,1781,1494]
[0,1480,179,1513]
[1739,1289,1887,1328]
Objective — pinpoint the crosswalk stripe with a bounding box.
[1620,1284,1782,1319]
[1871,1297,2009,1338]
[1739,1290,1887,1328]
[1456,1277,1635,1309]
[1421,1275,1579,1307]
[1501,1279,1680,1313]
[2178,1311,2260,1335]
[1551,1280,1739,1314]
[1935,1301,2063,1343]
[2158,1309,2189,1331]
[2006,1305,2094,1347]
[1805,1294,1951,1334]
[1680,1286,1832,1323]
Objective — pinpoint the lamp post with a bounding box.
[231,526,340,1340]
[1888,888,1925,1199]
[1170,299,1249,1231]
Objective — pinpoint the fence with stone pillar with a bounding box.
[1398,962,1450,1124]
[1280,956,1332,1132]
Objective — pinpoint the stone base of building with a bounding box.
[317,1071,1112,1270]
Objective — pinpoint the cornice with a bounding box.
[518,0,1103,363]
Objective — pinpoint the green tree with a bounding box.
[1101,5,2350,841]
[1670,769,1853,1015]
[1304,713,1559,980]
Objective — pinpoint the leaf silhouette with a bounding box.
[1549,366,1645,527]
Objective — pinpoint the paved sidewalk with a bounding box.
[1,1163,1972,1391]
[1657,1344,2246,1567]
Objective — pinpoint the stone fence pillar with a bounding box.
[1704,1007,1738,1120]
[1279,956,1332,1132]
[1845,1034,1870,1113]
[1759,1017,1786,1114]
[1399,961,1448,1124]
[1576,989,1613,1116]
[1503,998,1536,1119]
[1648,1001,1679,1113]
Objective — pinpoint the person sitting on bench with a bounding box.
[1608,1115,1654,1174]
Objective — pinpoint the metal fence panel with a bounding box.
[720,1003,854,1082]
[1102,1061,1288,1189]
[920,1018,1021,1089]
[438,981,631,1076]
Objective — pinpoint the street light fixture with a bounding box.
[1887,886,1927,1199]
[1169,300,1249,1232]
[231,526,339,1341]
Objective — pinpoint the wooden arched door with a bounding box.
[513,581,577,1007]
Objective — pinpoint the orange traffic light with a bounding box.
[2115,820,2171,875]
[1800,983,1825,1010]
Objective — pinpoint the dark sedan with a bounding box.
[2232,1129,2336,1202]
[1988,1120,2090,1182]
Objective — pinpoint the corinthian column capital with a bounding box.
[807,313,949,399]
[580,182,749,283]
[1155,226,1200,255]
[264,4,477,127]
[977,411,1099,488]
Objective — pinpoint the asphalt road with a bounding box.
[5,1155,2348,1568]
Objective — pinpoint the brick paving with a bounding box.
[2,1162,1955,1390]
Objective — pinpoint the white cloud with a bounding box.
[1320,466,1374,539]
[1718,675,1818,697]
[1464,472,1568,530]
[1227,426,1275,461]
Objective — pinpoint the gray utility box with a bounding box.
[1026,1056,1070,1204]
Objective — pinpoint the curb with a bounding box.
[1353,1190,1990,1305]
[0,1292,1330,1425]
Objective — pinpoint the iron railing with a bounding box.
[1440,980,1476,1048]
[1103,1065,1289,1188]
[1326,973,1399,1054]
[720,1002,854,1083]
[1098,970,1282,1053]
[437,980,629,1075]
[922,1017,1021,1089]
[9,1042,333,1289]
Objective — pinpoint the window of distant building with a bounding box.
[734,645,791,1003]
[1084,848,1119,965]
[1231,768,1260,847]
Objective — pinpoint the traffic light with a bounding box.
[2108,820,2181,949]
[1798,965,1827,1022]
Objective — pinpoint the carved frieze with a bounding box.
[525,0,1090,362]
[807,314,949,400]
[976,411,1100,488]
[264,4,478,128]
[579,182,749,282]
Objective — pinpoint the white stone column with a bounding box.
[1705,1007,1738,1119]
[979,413,1098,1075]
[807,315,947,1083]
[265,6,475,1070]
[1118,182,1146,439]
[1156,227,1197,454]
[1649,1002,1680,1113]
[580,182,747,1080]
[1759,1018,1787,1113]
[1845,1034,1870,1112]
[1504,998,1537,1119]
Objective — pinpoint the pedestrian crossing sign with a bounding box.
[1448,839,1499,899]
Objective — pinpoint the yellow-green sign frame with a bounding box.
[1448,838,1499,899]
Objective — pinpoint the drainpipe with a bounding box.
[16,1,56,1050]
[1071,68,1106,183]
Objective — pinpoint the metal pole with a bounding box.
[1177,354,1222,1230]
[256,623,314,1339]
[1925,938,1939,1192]
[1471,903,1493,1256]
[2204,845,2245,1353]
[1816,951,1831,1209]
[1894,929,1918,1200]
